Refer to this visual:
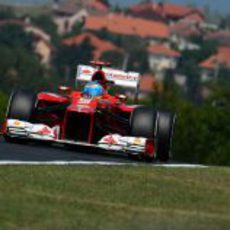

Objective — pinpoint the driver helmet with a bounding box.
[83,81,104,98]
[91,70,107,89]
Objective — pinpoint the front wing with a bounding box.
[5,119,150,156]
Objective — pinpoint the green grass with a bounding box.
[0,166,229,230]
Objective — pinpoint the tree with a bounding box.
[120,36,149,73]
[219,14,230,30]
[101,51,124,69]
[94,30,149,72]
[0,24,33,52]
[54,38,94,85]
[32,14,60,45]
[144,77,230,166]
[177,37,218,102]
[99,0,110,7]
[0,24,59,94]
[0,91,7,123]
[63,22,83,39]
[0,8,15,20]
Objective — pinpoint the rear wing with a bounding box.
[76,65,140,89]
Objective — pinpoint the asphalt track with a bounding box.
[0,137,207,167]
[0,136,138,163]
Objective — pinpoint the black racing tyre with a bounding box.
[4,90,37,143]
[130,106,156,138]
[155,111,175,162]
[7,90,37,121]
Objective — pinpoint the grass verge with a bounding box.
[0,166,229,230]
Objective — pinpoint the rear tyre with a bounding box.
[155,111,175,162]
[4,90,37,143]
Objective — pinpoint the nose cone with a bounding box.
[68,97,99,113]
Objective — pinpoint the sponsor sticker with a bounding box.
[102,135,118,145]
[133,138,142,145]
[81,68,92,75]
[79,98,92,104]
[13,120,22,127]
[37,127,52,136]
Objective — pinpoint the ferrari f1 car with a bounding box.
[1,61,175,162]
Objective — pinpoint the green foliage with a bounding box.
[0,24,59,93]
[145,79,230,166]
[0,91,7,123]
[101,50,124,68]
[0,8,15,20]
[111,4,123,13]
[54,38,94,86]
[63,22,83,39]
[219,14,230,30]
[94,28,123,47]
[0,24,33,51]
[93,30,149,72]
[121,36,149,73]
[0,44,56,93]
[177,37,218,102]
[98,0,110,7]
[188,36,218,62]
[31,14,60,45]
[173,103,230,166]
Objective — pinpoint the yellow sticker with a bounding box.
[133,138,142,145]
[14,120,21,126]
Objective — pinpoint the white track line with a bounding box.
[0,160,208,168]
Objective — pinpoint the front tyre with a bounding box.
[7,90,37,121]
[130,106,157,161]
[4,90,37,142]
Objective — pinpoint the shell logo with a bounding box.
[133,138,142,145]
[13,120,21,126]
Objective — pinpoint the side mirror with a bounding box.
[116,94,127,103]
[58,86,71,95]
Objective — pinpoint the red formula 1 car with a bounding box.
[1,61,175,162]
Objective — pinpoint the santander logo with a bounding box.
[82,69,92,75]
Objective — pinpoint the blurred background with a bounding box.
[0,0,229,165]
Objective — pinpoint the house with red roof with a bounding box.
[200,46,230,81]
[205,31,230,46]
[52,0,109,34]
[88,0,110,12]
[147,43,181,72]
[169,19,202,51]
[53,0,109,15]
[62,32,122,60]
[139,74,157,97]
[84,14,169,41]
[129,2,204,24]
